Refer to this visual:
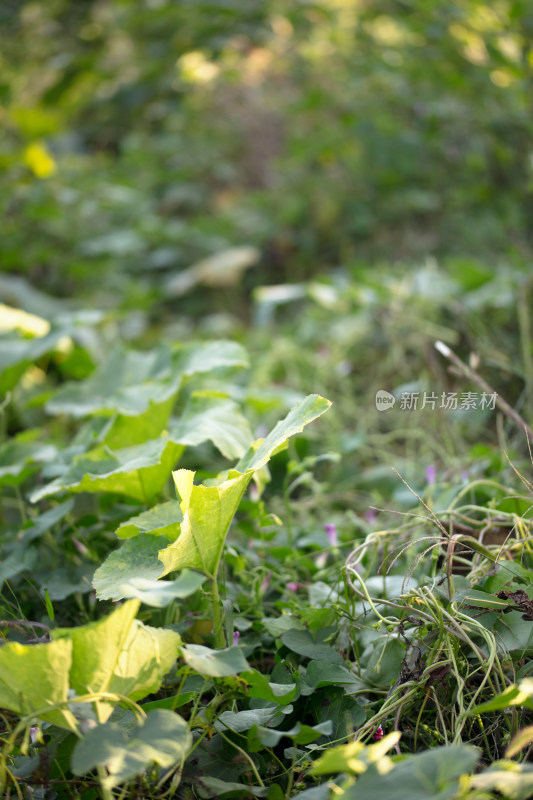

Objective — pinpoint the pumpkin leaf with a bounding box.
[71,709,191,789]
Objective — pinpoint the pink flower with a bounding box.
[425,465,437,485]
[286,582,302,592]
[30,726,40,745]
[372,725,384,741]
[364,508,377,523]
[233,631,240,646]
[324,524,338,546]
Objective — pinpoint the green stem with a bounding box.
[283,485,294,547]
[97,764,113,800]
[171,668,191,711]
[211,575,225,648]
[284,747,297,800]
[14,485,27,525]
[137,470,149,507]
[0,391,10,444]
[218,730,265,788]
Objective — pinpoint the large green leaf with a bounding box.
[92,394,331,600]
[182,644,250,677]
[47,343,142,416]
[215,708,279,732]
[114,620,182,703]
[492,612,533,655]
[158,395,331,578]
[31,436,184,503]
[247,721,332,752]
[94,532,209,604]
[242,670,298,706]
[168,392,253,460]
[310,688,366,741]
[236,394,332,473]
[101,569,206,607]
[92,535,168,601]
[281,629,346,665]
[47,340,248,418]
[261,616,306,637]
[173,339,249,379]
[116,502,183,540]
[158,469,253,577]
[363,636,406,688]
[102,396,177,449]
[341,745,480,800]
[302,661,364,693]
[102,391,253,454]
[32,393,254,503]
[71,709,191,789]
[51,599,182,721]
[0,638,76,731]
[52,601,139,715]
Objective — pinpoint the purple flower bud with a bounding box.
[372,725,384,741]
[364,508,377,522]
[425,465,437,485]
[233,631,240,646]
[324,524,338,546]
[287,581,302,592]
[72,537,89,556]
[30,726,40,745]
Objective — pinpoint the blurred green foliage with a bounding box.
[1,0,533,305]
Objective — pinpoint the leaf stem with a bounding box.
[210,575,225,648]
[217,729,265,788]
[137,469,149,507]
[96,764,113,800]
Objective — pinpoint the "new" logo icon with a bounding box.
[375,390,395,411]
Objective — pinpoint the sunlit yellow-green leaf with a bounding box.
[158,469,252,577]
[51,600,181,722]
[158,395,331,578]
[0,638,76,731]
